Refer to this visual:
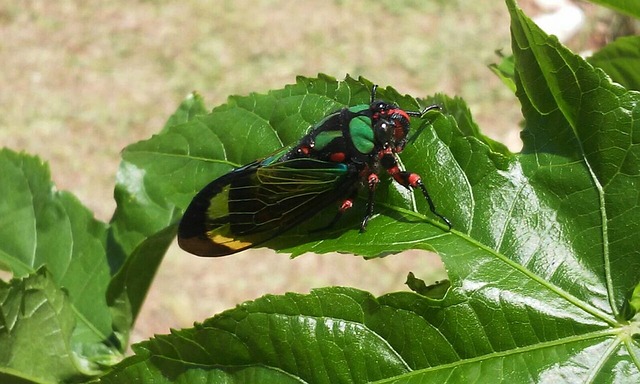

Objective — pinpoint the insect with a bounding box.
[178,84,452,257]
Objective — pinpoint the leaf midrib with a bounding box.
[373,327,620,383]
[383,204,617,327]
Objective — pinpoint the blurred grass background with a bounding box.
[0,0,626,343]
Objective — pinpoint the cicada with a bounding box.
[178,85,451,256]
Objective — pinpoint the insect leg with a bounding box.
[381,150,452,230]
[414,178,453,230]
[310,192,357,233]
[360,173,379,232]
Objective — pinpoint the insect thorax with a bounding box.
[284,104,385,163]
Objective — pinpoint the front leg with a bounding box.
[380,149,452,230]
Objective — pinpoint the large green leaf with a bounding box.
[96,0,640,382]
[509,0,640,317]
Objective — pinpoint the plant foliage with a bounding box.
[0,0,639,383]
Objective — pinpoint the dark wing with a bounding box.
[178,158,357,257]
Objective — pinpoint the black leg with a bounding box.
[360,172,380,232]
[417,179,452,230]
[311,193,357,233]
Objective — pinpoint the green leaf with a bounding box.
[106,93,210,330]
[0,149,123,379]
[109,92,210,258]
[584,0,640,19]
[508,0,640,318]
[588,35,640,91]
[489,50,517,93]
[99,288,434,383]
[97,0,640,381]
[0,269,79,383]
[97,287,640,383]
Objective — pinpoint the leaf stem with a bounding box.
[583,160,616,318]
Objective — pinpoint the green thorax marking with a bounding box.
[349,116,375,154]
[314,131,343,150]
[348,104,369,113]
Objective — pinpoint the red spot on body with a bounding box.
[339,199,353,212]
[330,152,346,162]
[387,165,400,175]
[298,146,311,155]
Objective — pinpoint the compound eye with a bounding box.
[394,124,406,141]
[394,115,410,136]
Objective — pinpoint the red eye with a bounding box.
[390,109,410,140]
[394,123,405,140]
